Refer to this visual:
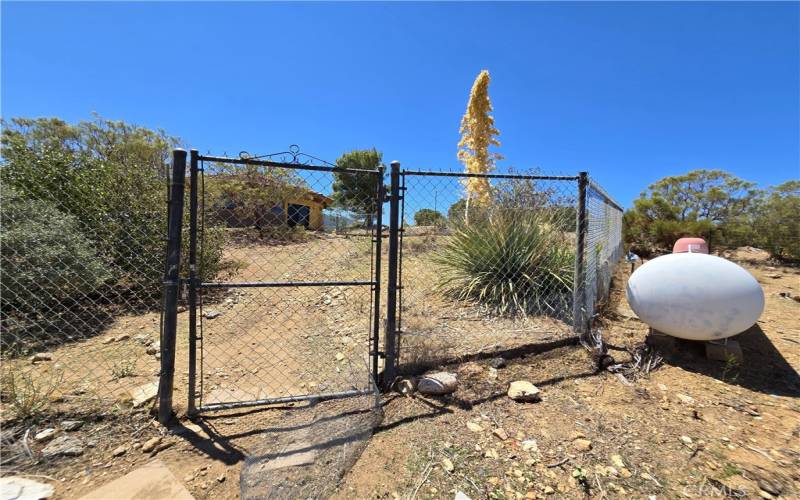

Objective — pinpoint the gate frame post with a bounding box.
[371,165,385,386]
[159,149,187,425]
[383,160,401,388]
[187,150,199,415]
[573,171,589,340]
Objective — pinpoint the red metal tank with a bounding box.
[673,237,709,254]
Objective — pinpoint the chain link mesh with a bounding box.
[1,155,169,412]
[193,157,381,411]
[397,170,585,372]
[582,179,625,327]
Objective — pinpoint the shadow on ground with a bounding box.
[663,324,800,397]
[170,394,383,499]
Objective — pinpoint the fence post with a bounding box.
[158,149,186,425]
[371,166,385,387]
[187,150,199,415]
[384,161,401,388]
[573,171,589,340]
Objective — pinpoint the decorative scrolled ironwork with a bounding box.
[239,145,336,167]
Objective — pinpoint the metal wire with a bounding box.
[395,168,623,371]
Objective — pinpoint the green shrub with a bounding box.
[1,185,112,311]
[1,116,228,298]
[433,209,574,317]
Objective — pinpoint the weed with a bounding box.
[111,359,136,379]
[719,463,742,479]
[0,367,64,421]
[721,354,741,383]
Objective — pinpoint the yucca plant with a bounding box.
[433,209,574,318]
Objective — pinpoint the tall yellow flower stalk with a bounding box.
[458,70,502,224]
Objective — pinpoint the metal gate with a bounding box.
[183,148,384,414]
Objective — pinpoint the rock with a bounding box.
[130,382,158,408]
[335,352,345,362]
[216,474,226,483]
[141,437,161,453]
[484,448,499,459]
[0,477,55,499]
[112,445,128,457]
[115,334,130,342]
[676,393,695,404]
[543,486,555,494]
[442,457,454,472]
[521,439,539,453]
[492,428,509,440]
[60,420,83,431]
[466,422,484,433]
[454,491,471,500]
[757,478,782,496]
[396,378,415,395]
[29,352,53,364]
[508,381,541,402]
[486,367,498,381]
[488,357,507,369]
[572,439,593,452]
[619,468,632,478]
[42,435,84,458]
[34,428,57,442]
[680,435,693,446]
[133,334,151,345]
[102,337,115,345]
[203,310,221,319]
[417,372,458,395]
[146,342,160,355]
[610,454,625,468]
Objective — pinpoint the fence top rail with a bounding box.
[587,178,624,212]
[401,169,580,181]
[196,154,381,175]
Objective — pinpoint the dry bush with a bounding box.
[0,367,64,422]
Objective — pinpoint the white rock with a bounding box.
[34,428,56,442]
[507,381,541,402]
[0,476,54,499]
[454,491,471,500]
[417,372,458,395]
[130,382,159,408]
[29,353,53,364]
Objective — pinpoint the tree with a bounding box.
[755,180,800,259]
[414,208,446,226]
[643,170,759,223]
[623,169,765,255]
[458,70,502,224]
[332,148,384,227]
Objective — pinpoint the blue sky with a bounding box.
[2,1,798,209]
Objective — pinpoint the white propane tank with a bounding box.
[626,253,764,341]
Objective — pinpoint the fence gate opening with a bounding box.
[185,148,384,413]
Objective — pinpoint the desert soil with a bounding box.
[1,242,798,499]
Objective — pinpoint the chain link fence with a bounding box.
[1,146,171,417]
[582,179,625,328]
[391,169,624,373]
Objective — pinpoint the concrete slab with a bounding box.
[645,329,677,352]
[705,339,743,363]
[79,459,194,500]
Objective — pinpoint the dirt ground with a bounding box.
[334,259,800,499]
[2,244,798,499]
